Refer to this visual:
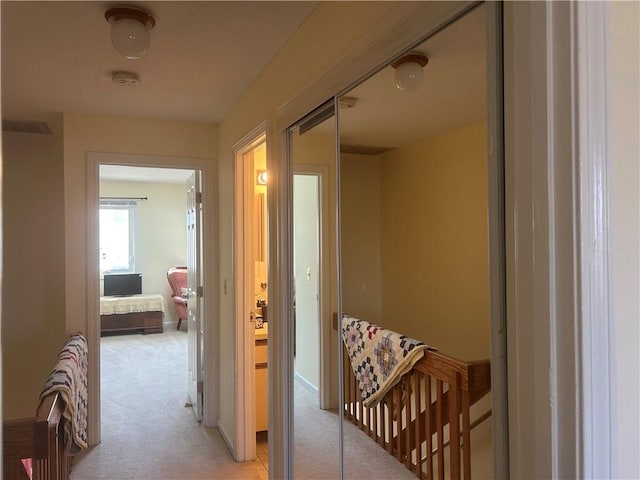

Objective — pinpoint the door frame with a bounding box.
[232,127,267,462]
[293,165,332,409]
[85,152,217,445]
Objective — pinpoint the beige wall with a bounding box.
[100,180,189,324]
[340,153,383,324]
[63,114,216,438]
[63,114,217,335]
[2,117,68,419]
[379,122,489,361]
[610,1,640,476]
[335,122,491,474]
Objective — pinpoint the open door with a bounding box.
[187,171,203,421]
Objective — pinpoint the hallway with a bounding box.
[71,329,414,479]
[71,330,266,480]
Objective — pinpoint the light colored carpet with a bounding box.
[71,330,266,480]
[293,381,414,480]
[71,330,415,480]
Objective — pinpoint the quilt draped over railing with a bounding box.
[341,316,432,407]
[37,333,88,453]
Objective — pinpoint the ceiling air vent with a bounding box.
[340,144,394,156]
[2,120,53,135]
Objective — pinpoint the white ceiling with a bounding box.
[2,1,486,183]
[1,1,317,125]
[338,4,486,150]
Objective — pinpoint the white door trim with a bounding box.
[85,152,218,445]
[232,128,267,462]
[504,2,615,477]
[293,165,332,409]
[574,2,616,477]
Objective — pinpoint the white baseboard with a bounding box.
[217,420,236,460]
[294,372,319,396]
[163,319,179,329]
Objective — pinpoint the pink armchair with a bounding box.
[167,266,188,330]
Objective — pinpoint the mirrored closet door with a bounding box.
[283,3,505,478]
[336,4,495,479]
[287,102,341,479]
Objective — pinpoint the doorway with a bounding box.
[85,152,213,446]
[98,163,200,421]
[292,173,321,398]
[233,132,269,466]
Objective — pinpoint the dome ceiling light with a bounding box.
[391,52,429,93]
[105,6,156,60]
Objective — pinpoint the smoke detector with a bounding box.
[112,71,141,86]
[339,96,358,109]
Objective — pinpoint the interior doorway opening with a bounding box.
[233,131,269,471]
[97,163,201,428]
[292,173,321,399]
[85,152,212,449]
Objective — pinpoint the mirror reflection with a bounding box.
[289,106,341,478]
[338,5,493,479]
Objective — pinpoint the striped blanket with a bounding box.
[342,316,432,407]
[37,333,88,453]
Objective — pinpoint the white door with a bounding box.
[187,171,203,421]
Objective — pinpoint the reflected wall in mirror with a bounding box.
[338,4,494,479]
[289,104,341,478]
[254,191,266,262]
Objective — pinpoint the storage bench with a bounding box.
[100,293,166,335]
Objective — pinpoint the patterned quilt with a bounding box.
[342,316,432,407]
[37,333,88,453]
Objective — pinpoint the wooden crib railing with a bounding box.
[343,347,491,479]
[4,389,77,480]
[3,391,72,480]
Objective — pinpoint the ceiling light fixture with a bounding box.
[105,6,156,60]
[391,52,429,93]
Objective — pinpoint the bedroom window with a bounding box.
[99,200,136,273]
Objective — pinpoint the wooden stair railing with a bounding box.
[343,347,491,479]
[3,392,73,480]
